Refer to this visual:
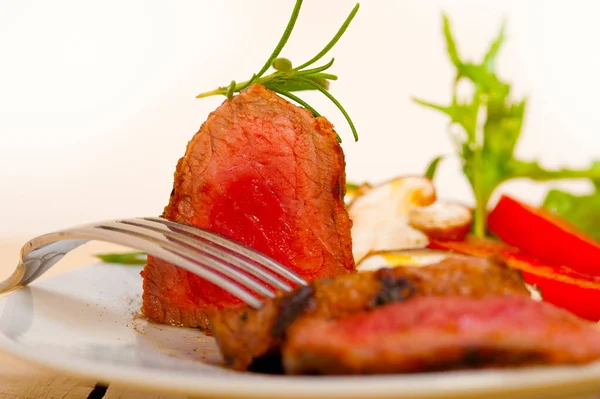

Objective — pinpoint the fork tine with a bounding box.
[98,222,277,299]
[143,217,307,286]
[121,218,293,292]
[57,226,265,308]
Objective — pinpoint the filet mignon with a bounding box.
[141,84,354,328]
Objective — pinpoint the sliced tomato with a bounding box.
[429,237,600,321]
[488,195,600,276]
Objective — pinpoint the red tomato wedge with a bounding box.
[488,195,600,276]
[429,237,600,321]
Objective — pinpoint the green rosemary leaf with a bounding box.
[196,0,360,142]
[294,3,360,70]
[244,0,304,89]
[265,76,329,92]
[295,58,335,76]
[309,72,338,81]
[270,88,322,116]
[291,76,358,142]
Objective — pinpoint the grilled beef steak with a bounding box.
[283,295,600,374]
[142,84,354,328]
[208,256,529,370]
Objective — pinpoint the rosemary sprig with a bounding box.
[196,0,360,142]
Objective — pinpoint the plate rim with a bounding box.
[1,264,600,398]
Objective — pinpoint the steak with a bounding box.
[208,256,530,370]
[283,295,600,374]
[142,83,354,328]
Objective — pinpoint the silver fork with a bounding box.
[1,217,307,308]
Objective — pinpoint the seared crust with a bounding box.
[209,256,529,370]
[142,84,354,328]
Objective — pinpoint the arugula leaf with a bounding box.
[541,162,600,241]
[414,14,600,237]
[96,252,147,265]
[425,156,444,180]
[542,188,600,241]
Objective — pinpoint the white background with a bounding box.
[1,0,598,237]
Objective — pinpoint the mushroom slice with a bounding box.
[348,176,436,263]
[408,201,473,241]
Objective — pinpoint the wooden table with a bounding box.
[0,239,185,399]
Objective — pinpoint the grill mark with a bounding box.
[272,285,315,336]
[369,269,417,308]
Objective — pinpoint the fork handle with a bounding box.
[4,219,269,308]
[1,236,89,294]
[5,223,269,309]
[7,224,159,294]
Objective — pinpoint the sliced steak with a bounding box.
[208,256,529,370]
[142,84,354,328]
[283,295,600,374]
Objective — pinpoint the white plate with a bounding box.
[1,264,600,399]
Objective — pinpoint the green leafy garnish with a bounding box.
[425,155,444,180]
[346,182,360,191]
[196,0,360,142]
[96,252,147,265]
[542,163,600,241]
[414,14,600,237]
[543,189,600,242]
